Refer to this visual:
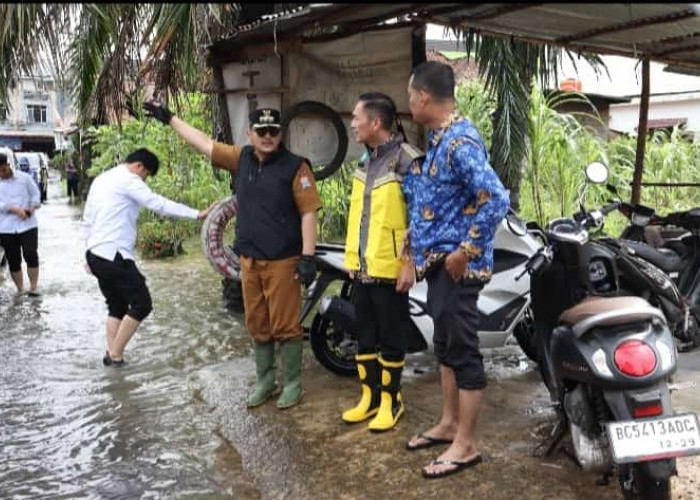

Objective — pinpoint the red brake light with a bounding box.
[614,340,657,377]
[633,403,663,418]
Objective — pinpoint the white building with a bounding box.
[0,73,76,156]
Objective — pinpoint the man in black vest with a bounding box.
[143,100,321,409]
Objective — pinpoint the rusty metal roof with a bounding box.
[209,3,700,69]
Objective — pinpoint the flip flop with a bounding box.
[421,455,483,479]
[27,290,41,297]
[406,432,454,451]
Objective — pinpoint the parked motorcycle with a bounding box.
[606,200,700,351]
[301,209,542,376]
[522,162,700,499]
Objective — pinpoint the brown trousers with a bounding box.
[240,255,303,343]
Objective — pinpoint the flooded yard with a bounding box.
[1,173,699,499]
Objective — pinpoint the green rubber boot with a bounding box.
[246,341,278,408]
[277,338,304,409]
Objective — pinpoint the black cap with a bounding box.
[249,108,281,129]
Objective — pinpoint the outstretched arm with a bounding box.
[170,116,214,159]
[143,99,213,159]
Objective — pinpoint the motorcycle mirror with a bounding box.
[506,213,528,237]
[585,162,609,184]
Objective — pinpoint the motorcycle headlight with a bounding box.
[589,259,608,282]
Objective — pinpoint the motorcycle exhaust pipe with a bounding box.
[319,296,358,333]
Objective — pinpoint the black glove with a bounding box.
[295,254,317,287]
[143,100,174,125]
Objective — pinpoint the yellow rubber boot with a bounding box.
[342,354,381,423]
[367,357,405,432]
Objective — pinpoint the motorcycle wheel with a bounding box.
[309,313,357,377]
[513,309,540,363]
[619,465,671,500]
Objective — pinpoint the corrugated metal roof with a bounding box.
[209,3,700,70]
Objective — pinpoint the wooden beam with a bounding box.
[632,57,650,205]
[556,9,696,44]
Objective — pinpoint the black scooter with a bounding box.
[521,163,700,499]
[609,201,700,351]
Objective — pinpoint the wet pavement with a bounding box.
[1,172,699,499]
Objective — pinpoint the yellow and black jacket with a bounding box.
[344,134,424,280]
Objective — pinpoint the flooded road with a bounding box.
[1,172,699,499]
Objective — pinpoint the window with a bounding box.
[26,104,47,123]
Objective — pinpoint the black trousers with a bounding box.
[353,281,410,362]
[86,251,153,321]
[67,177,79,197]
[426,264,486,390]
[0,228,39,272]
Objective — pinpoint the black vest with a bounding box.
[235,145,306,260]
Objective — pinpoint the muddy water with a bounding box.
[1,173,699,500]
[0,174,255,499]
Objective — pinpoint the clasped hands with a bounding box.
[9,206,35,220]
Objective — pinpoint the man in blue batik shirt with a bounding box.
[403,61,510,479]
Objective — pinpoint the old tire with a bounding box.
[281,101,348,181]
[201,196,241,280]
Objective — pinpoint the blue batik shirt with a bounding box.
[402,112,510,281]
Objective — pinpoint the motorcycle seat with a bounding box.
[620,239,684,273]
[559,296,666,337]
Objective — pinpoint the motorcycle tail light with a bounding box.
[614,340,657,377]
[633,403,663,418]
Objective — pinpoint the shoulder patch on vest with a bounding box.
[400,143,424,160]
[398,142,425,175]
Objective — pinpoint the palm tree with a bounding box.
[456,29,606,211]
[0,4,240,127]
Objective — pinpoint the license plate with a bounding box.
[606,413,700,464]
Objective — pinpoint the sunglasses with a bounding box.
[253,127,281,138]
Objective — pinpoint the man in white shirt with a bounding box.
[0,153,42,295]
[83,148,213,367]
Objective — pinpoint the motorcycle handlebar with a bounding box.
[516,250,549,281]
[600,201,621,216]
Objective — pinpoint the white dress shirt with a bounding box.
[82,164,199,261]
[0,170,41,234]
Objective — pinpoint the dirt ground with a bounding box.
[197,347,700,500]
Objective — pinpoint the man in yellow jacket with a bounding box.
[343,92,423,431]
